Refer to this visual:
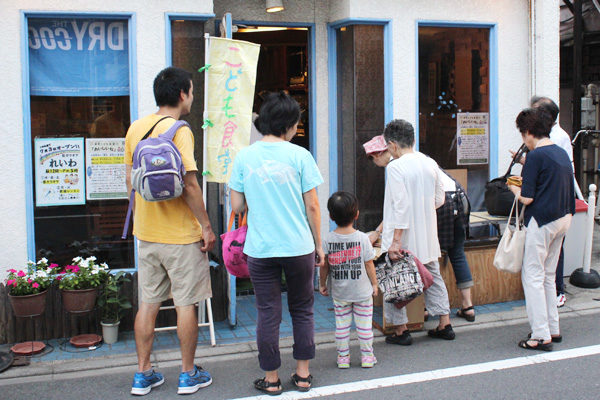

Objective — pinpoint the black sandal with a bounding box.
[253,377,282,396]
[456,306,476,322]
[291,373,312,392]
[518,338,553,352]
[528,332,562,343]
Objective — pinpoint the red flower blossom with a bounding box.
[17,270,26,277]
[7,279,16,286]
[27,278,32,283]
[8,269,17,274]
[32,282,40,288]
[55,276,63,281]
[49,263,59,269]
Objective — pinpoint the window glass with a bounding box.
[29,17,133,269]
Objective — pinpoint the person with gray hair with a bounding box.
[380,119,455,345]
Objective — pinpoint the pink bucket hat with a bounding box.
[363,135,388,155]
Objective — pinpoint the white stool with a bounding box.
[154,298,216,347]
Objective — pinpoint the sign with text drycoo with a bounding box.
[205,37,260,183]
[456,112,489,165]
[85,138,127,200]
[28,18,129,96]
[35,137,85,207]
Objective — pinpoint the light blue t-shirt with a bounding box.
[228,141,324,258]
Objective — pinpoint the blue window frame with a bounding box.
[21,11,138,271]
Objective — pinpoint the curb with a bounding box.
[1,300,598,385]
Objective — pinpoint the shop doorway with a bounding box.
[418,26,492,212]
[233,25,311,151]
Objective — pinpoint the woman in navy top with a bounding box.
[508,108,575,352]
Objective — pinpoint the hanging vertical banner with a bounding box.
[85,138,127,200]
[456,112,489,165]
[205,37,260,183]
[35,137,85,207]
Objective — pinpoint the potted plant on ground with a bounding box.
[58,256,108,313]
[5,258,57,317]
[97,271,132,344]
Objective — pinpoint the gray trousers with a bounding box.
[383,259,450,326]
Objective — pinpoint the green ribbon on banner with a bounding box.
[202,119,214,129]
[197,64,211,73]
[202,170,211,176]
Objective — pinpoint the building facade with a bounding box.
[1,0,560,277]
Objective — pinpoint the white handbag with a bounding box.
[493,197,526,274]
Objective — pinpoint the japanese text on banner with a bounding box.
[205,37,260,183]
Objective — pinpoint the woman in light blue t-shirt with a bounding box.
[228,92,324,395]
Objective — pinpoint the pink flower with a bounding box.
[27,278,32,283]
[65,265,79,273]
[55,276,62,281]
[49,263,58,269]
[7,279,16,286]
[8,269,16,274]
[17,270,26,277]
[32,282,39,288]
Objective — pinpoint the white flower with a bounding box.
[37,257,48,265]
[72,256,83,264]
[36,270,48,278]
[100,263,109,270]
[91,269,99,275]
[46,267,52,274]
[27,260,35,266]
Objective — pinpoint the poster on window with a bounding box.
[85,138,127,200]
[456,113,489,165]
[35,138,85,207]
[205,37,260,183]
[28,18,129,96]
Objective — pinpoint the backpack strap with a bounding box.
[141,116,172,141]
[121,190,135,240]
[160,120,190,141]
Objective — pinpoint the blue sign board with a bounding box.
[28,19,129,97]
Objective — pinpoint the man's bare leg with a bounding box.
[176,304,198,372]
[135,302,161,372]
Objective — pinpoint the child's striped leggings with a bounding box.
[333,297,374,357]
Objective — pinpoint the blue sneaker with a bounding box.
[131,370,164,396]
[177,365,212,395]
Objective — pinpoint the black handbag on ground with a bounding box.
[484,144,528,216]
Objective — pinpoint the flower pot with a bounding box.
[8,290,48,317]
[101,321,120,344]
[61,288,98,313]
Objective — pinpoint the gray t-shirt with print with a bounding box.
[323,230,376,302]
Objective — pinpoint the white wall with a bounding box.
[0,0,214,277]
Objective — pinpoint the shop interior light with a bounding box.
[266,0,285,13]
[237,26,307,33]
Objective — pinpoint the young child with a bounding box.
[320,191,379,368]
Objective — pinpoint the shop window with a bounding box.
[418,27,491,211]
[28,17,133,268]
[336,25,385,231]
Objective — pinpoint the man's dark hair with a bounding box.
[327,191,359,227]
[516,108,553,139]
[383,119,415,149]
[531,96,559,122]
[255,91,301,137]
[153,67,193,107]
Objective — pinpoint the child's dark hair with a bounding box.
[327,191,359,227]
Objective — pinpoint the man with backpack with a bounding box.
[125,67,216,396]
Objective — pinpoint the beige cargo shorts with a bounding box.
[138,240,212,307]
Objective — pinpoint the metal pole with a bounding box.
[573,0,583,185]
[203,33,210,206]
[582,184,596,274]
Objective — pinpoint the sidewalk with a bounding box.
[1,282,599,382]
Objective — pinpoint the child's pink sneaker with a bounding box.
[361,355,377,368]
[337,355,350,369]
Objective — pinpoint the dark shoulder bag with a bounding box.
[484,143,528,216]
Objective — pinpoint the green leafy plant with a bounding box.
[57,256,109,291]
[97,271,132,323]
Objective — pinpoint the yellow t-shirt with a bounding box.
[124,114,203,244]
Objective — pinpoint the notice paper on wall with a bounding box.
[456,112,489,165]
[85,138,127,200]
[35,137,85,207]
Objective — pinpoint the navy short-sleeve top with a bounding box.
[520,144,575,227]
